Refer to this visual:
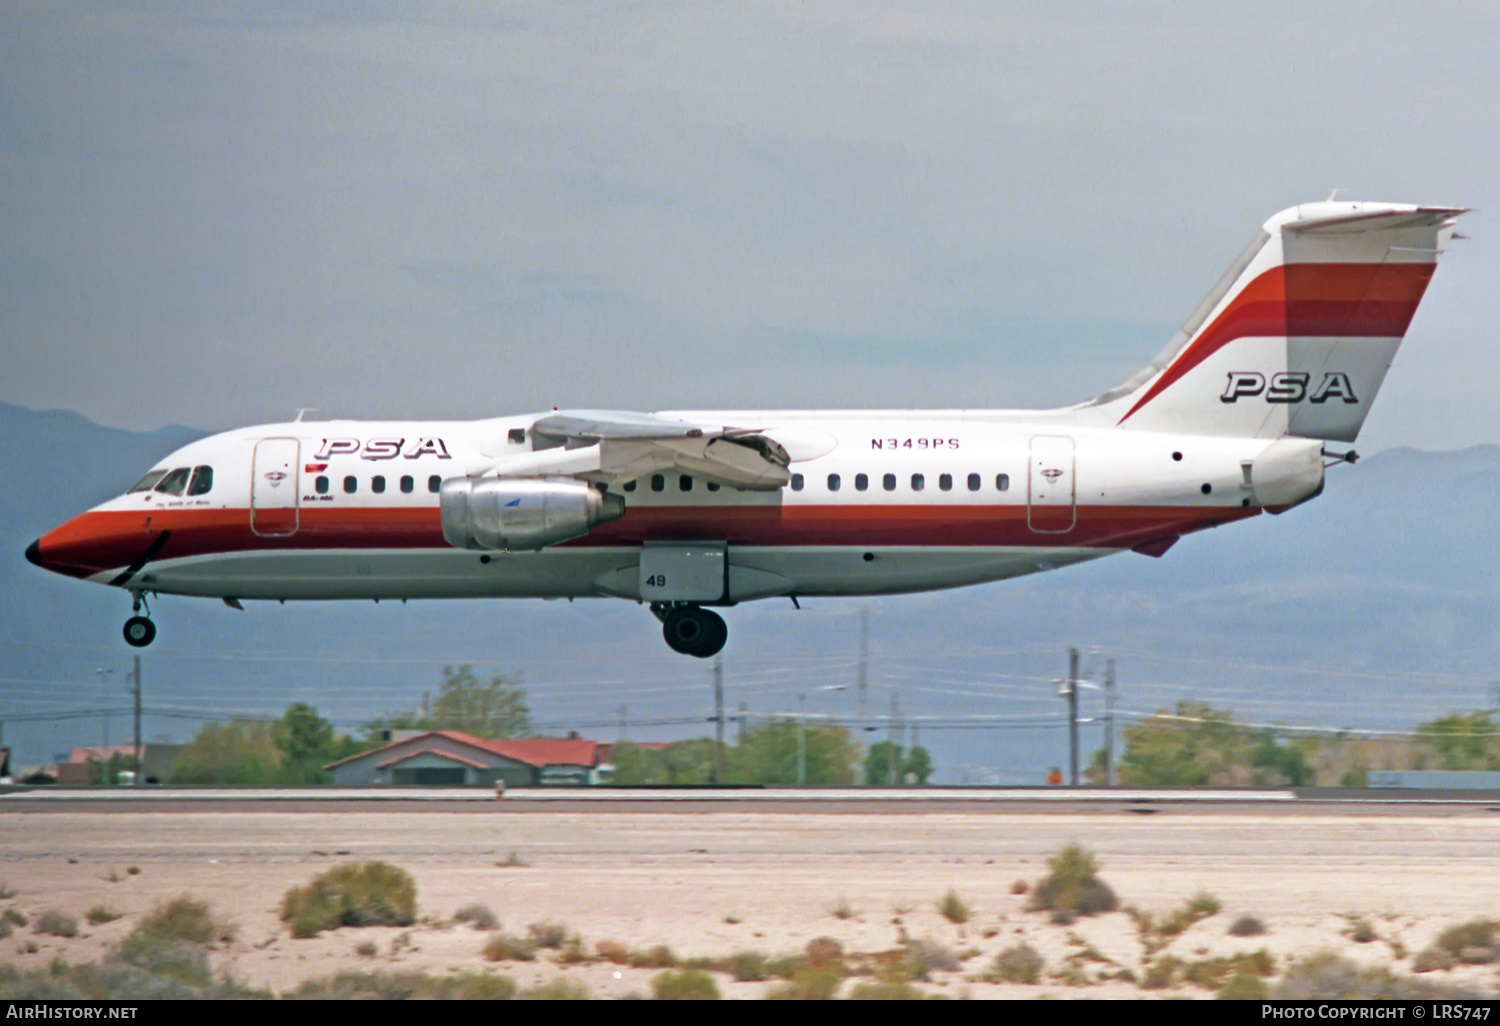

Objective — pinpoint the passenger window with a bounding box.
[343,475,358,494]
[967,473,981,492]
[400,475,414,494]
[911,473,924,492]
[827,473,841,492]
[996,473,1010,492]
[883,473,897,491]
[428,475,441,493]
[154,468,191,496]
[623,480,637,492]
[938,473,952,491]
[706,481,720,492]
[791,474,804,491]
[680,475,693,492]
[187,466,214,496]
[316,476,329,495]
[651,474,665,492]
[508,428,526,444]
[855,473,868,491]
[129,469,170,493]
[372,475,386,494]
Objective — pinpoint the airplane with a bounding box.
[26,200,1466,658]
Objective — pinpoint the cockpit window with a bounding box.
[129,469,170,493]
[187,466,214,496]
[154,468,191,496]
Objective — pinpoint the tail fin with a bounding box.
[1088,202,1465,441]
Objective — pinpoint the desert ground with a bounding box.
[1,800,1498,998]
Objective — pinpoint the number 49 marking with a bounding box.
[645,574,667,587]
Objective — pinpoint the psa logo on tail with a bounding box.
[1221,372,1359,405]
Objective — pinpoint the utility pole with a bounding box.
[96,668,113,748]
[712,656,725,785]
[1104,659,1117,787]
[857,608,869,728]
[796,692,806,786]
[1062,647,1079,787]
[736,701,747,746]
[131,655,142,787]
[886,694,895,785]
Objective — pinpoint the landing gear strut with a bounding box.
[123,591,156,648]
[652,603,728,658]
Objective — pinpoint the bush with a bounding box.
[3,909,28,928]
[526,920,568,948]
[906,938,958,975]
[992,943,1044,984]
[520,978,592,1000]
[629,944,678,969]
[482,933,536,962]
[765,969,841,1000]
[652,968,721,1000]
[287,970,517,1000]
[1274,951,1484,1000]
[804,937,845,973]
[1228,914,1266,937]
[1182,950,1276,990]
[281,862,417,937]
[452,903,499,931]
[36,911,79,938]
[1412,946,1456,973]
[1158,891,1221,936]
[134,896,232,945]
[848,979,927,999]
[1434,919,1500,963]
[1028,842,1118,916]
[1217,971,1269,1000]
[86,906,123,926]
[728,950,767,981]
[937,888,970,924]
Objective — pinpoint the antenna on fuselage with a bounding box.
[1326,187,1347,202]
[294,408,316,422]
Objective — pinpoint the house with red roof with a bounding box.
[325,730,604,787]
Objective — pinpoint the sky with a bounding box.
[2,1,1498,455]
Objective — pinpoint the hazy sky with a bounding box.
[3,1,1496,453]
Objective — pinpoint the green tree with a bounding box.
[609,739,719,785]
[1115,702,1251,786]
[367,666,531,741]
[273,702,334,763]
[169,720,283,784]
[1416,712,1499,770]
[1249,732,1315,786]
[730,720,859,785]
[862,741,934,784]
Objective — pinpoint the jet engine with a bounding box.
[440,477,625,551]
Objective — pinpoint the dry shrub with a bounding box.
[847,979,927,999]
[481,933,536,962]
[1228,914,1266,937]
[991,943,1044,984]
[36,911,79,938]
[1028,842,1117,916]
[1435,919,1500,964]
[906,938,958,974]
[728,950,767,981]
[595,939,630,964]
[452,903,498,931]
[766,968,841,1000]
[804,936,845,973]
[526,920,567,948]
[1010,879,1029,895]
[630,944,679,969]
[520,978,591,1000]
[937,888,970,924]
[1216,971,1269,1000]
[1181,950,1276,990]
[281,862,417,938]
[288,969,516,1000]
[86,906,123,926]
[651,968,721,1000]
[1274,951,1484,999]
[135,896,233,945]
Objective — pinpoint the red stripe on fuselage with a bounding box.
[1119,261,1435,424]
[31,502,1257,578]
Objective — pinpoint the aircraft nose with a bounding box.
[25,538,41,566]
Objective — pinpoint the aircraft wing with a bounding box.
[483,410,792,491]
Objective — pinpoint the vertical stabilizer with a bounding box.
[1089,202,1465,441]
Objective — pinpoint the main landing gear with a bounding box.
[652,603,728,659]
[123,591,156,648]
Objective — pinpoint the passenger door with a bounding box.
[1027,435,1076,533]
[251,438,301,537]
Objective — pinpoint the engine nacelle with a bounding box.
[440,477,626,551]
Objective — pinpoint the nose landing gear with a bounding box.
[652,603,728,658]
[123,591,156,648]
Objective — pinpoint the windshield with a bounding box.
[128,469,170,493]
[154,468,191,496]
